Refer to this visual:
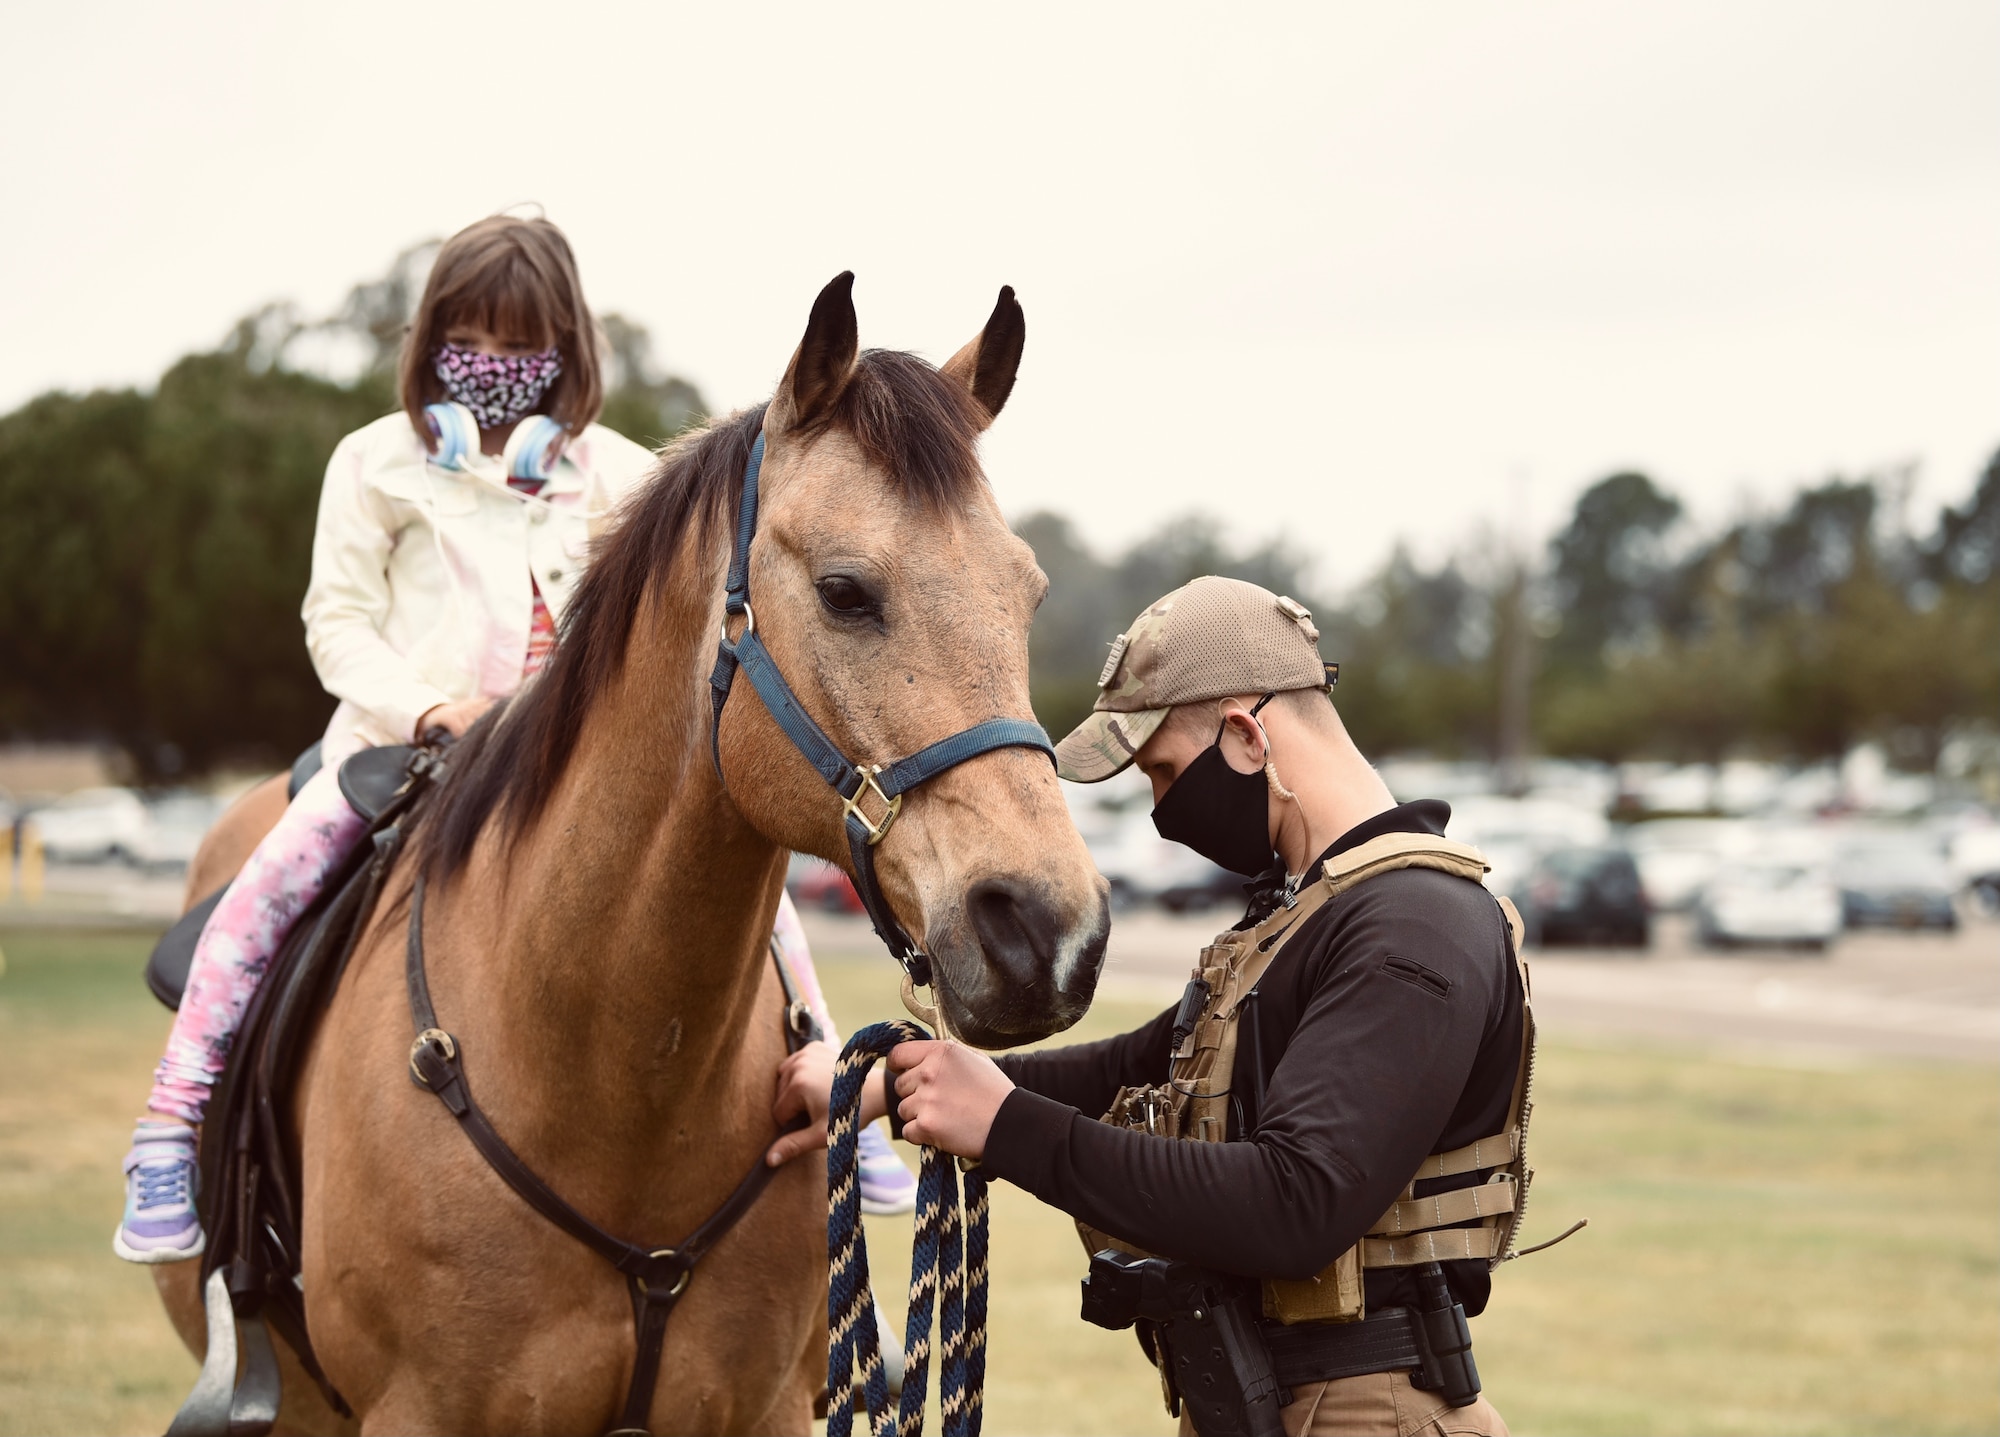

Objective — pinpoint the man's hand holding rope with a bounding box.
[768,1040,1015,1168]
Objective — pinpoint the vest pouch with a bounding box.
[1261,1247,1365,1325]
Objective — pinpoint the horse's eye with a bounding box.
[816,576,872,615]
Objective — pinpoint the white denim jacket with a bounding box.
[302,412,655,763]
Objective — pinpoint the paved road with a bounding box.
[0,861,190,928]
[803,905,2000,1064]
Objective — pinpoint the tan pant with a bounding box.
[1178,1371,1509,1437]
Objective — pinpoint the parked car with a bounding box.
[133,793,226,873]
[1947,826,2000,915]
[1156,859,1245,914]
[1448,795,1610,904]
[1834,836,1958,931]
[1624,818,1751,911]
[785,853,863,914]
[1694,861,1842,951]
[1521,846,1649,948]
[26,786,149,863]
[1089,811,1242,911]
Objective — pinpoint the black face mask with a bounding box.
[1151,702,1277,877]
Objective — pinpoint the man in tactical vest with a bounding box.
[773,576,1546,1437]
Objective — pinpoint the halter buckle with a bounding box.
[841,764,903,846]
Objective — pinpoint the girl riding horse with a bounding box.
[117,214,914,1265]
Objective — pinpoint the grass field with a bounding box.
[1,928,1994,1436]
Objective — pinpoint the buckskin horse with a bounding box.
[152,273,1112,1434]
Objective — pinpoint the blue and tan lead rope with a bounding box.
[827,1020,990,1437]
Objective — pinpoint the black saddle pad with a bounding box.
[144,746,416,1011]
[146,887,225,1011]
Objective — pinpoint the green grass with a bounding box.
[0,931,205,1436]
[1,931,1995,1435]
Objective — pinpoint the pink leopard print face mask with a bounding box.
[433,343,563,429]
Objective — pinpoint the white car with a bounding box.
[133,793,226,872]
[26,786,150,864]
[1447,795,1610,903]
[1626,818,1754,911]
[1088,809,1241,912]
[1947,826,2000,913]
[1695,862,1843,950]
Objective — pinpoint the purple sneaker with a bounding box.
[113,1121,204,1264]
[858,1121,917,1216]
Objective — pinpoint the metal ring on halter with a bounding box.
[841,765,903,846]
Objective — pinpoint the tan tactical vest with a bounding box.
[1079,832,1537,1325]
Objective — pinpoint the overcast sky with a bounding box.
[8,2,1995,595]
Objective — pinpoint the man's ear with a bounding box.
[940,285,1025,430]
[768,272,859,437]
[1216,700,1270,774]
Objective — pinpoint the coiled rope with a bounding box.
[828,1021,990,1437]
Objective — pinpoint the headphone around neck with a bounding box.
[424,402,567,482]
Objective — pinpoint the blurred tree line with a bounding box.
[1020,454,1999,779]
[1,240,1992,785]
[0,244,705,779]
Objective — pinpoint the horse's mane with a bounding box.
[421,349,990,881]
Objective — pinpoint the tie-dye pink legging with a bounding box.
[150,764,836,1125]
[149,765,367,1123]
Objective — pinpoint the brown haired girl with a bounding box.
[116,213,915,1265]
[117,216,651,1264]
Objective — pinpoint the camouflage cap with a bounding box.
[1054,575,1334,782]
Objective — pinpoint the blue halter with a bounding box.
[708,431,1056,984]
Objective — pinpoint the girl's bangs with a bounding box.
[444,252,564,349]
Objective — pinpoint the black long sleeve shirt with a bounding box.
[980,800,1524,1316]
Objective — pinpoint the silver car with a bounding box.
[1695,862,1843,951]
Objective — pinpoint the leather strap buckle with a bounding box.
[408,1027,457,1088]
[841,764,903,846]
[786,1000,822,1043]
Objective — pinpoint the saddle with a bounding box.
[144,742,404,1011]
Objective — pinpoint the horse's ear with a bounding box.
[941,285,1025,429]
[770,272,860,436]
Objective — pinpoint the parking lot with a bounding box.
[9,825,1994,1068]
[799,905,2000,1064]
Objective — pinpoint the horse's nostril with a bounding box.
[966,878,1068,990]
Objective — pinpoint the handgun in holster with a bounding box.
[1080,1248,1287,1437]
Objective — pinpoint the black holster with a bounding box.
[1408,1261,1481,1408]
[1081,1249,1286,1437]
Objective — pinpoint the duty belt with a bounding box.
[1261,1309,1428,1386]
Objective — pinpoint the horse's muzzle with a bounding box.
[937,878,1110,1048]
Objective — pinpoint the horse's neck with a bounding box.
[444,562,785,1170]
